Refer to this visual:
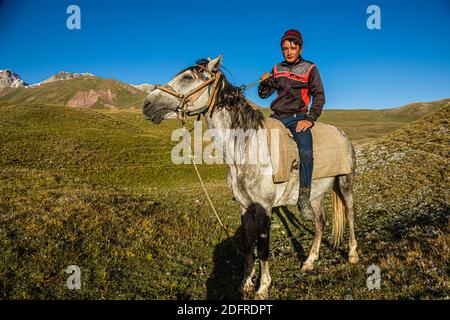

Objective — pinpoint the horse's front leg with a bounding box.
[254,204,272,300]
[239,207,256,297]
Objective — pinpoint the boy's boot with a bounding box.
[297,186,314,221]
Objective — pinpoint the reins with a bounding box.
[153,67,269,254]
[183,119,243,256]
[239,74,272,92]
[154,66,236,242]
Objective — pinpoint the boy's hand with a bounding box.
[260,72,272,81]
[296,120,313,132]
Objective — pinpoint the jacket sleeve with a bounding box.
[306,66,325,123]
[258,75,276,99]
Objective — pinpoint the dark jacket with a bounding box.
[258,57,325,123]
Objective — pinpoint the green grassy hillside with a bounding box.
[0,77,147,109]
[1,75,446,143]
[0,101,448,299]
[261,98,450,144]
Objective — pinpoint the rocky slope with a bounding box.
[340,104,450,299]
[0,70,28,88]
[41,71,95,84]
[354,102,448,213]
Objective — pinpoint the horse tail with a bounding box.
[331,177,346,248]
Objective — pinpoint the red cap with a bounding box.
[281,29,303,46]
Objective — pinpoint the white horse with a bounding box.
[142,55,359,299]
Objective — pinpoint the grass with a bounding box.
[260,98,449,145]
[0,100,448,299]
[316,99,448,144]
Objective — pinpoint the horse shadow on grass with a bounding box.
[206,225,245,300]
[206,205,342,299]
[276,205,350,261]
[272,206,308,262]
[206,208,313,300]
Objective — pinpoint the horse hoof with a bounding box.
[301,262,314,273]
[349,253,359,264]
[254,291,269,300]
[242,290,252,300]
[239,281,254,297]
[240,286,253,297]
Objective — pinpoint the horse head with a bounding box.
[142,55,223,124]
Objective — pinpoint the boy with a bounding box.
[258,29,325,220]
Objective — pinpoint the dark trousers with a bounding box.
[279,113,314,188]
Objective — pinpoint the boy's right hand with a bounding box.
[260,72,272,81]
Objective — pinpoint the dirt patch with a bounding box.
[67,89,116,108]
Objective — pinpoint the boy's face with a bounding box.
[282,39,302,63]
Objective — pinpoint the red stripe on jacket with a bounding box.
[273,64,316,83]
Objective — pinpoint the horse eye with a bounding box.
[182,75,194,80]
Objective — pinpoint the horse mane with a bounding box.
[215,73,265,131]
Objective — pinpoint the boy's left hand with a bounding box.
[296,120,313,132]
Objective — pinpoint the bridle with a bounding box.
[154,66,223,125]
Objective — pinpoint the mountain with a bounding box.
[380,98,449,121]
[0,69,28,88]
[1,68,448,114]
[41,71,95,84]
[317,98,450,144]
[0,76,147,109]
[132,83,156,94]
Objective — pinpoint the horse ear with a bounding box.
[207,54,222,73]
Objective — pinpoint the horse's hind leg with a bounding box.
[240,207,256,297]
[301,195,326,272]
[254,204,272,300]
[338,173,359,264]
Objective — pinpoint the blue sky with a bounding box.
[0,0,449,109]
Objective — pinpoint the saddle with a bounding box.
[262,117,354,183]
